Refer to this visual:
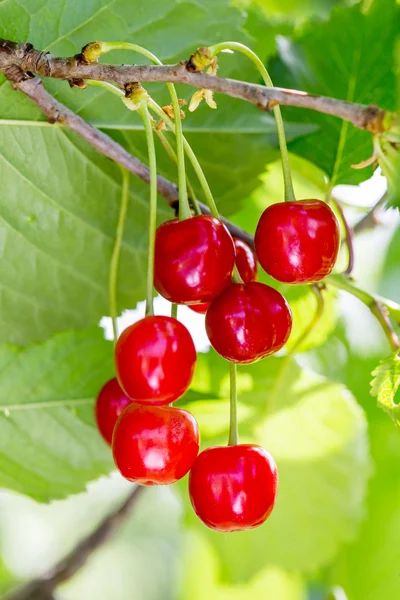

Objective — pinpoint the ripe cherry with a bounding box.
[115,316,196,405]
[189,302,210,314]
[205,281,292,363]
[254,199,340,284]
[154,215,235,304]
[112,404,200,485]
[188,238,257,315]
[189,444,278,532]
[95,378,132,446]
[234,237,257,283]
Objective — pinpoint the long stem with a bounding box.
[109,167,130,341]
[331,197,355,275]
[147,98,220,217]
[328,273,400,350]
[209,41,296,203]
[98,42,190,220]
[228,362,239,446]
[138,104,158,317]
[86,79,219,219]
[290,285,325,355]
[155,129,201,215]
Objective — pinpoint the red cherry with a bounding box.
[154,215,235,304]
[112,404,200,485]
[205,282,292,363]
[233,238,257,283]
[189,444,278,532]
[188,239,257,315]
[254,199,340,284]
[189,301,211,314]
[95,378,133,446]
[115,316,196,405]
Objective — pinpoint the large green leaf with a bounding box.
[177,350,370,578]
[270,0,399,187]
[181,530,306,600]
[307,322,400,600]
[0,327,114,501]
[0,0,313,345]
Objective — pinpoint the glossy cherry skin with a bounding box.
[189,444,278,532]
[115,316,196,405]
[95,378,133,446]
[112,404,200,485]
[234,237,258,283]
[154,215,235,304]
[188,238,257,315]
[205,282,292,363]
[254,199,340,284]
[189,302,211,314]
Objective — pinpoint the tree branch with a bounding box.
[5,486,144,600]
[8,75,254,247]
[0,39,388,134]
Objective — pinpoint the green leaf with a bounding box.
[318,340,400,600]
[0,327,114,501]
[370,351,400,426]
[238,0,337,23]
[270,0,399,187]
[179,351,371,578]
[181,530,306,600]
[0,0,314,344]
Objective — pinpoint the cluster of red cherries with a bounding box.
[95,199,340,532]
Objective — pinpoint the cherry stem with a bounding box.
[85,79,219,220]
[208,42,296,203]
[155,129,202,215]
[232,265,243,284]
[109,166,130,342]
[147,98,220,218]
[99,42,191,220]
[228,362,239,446]
[171,303,178,319]
[331,197,355,275]
[138,104,158,317]
[291,285,325,355]
[327,273,400,351]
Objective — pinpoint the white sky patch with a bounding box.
[100,296,211,353]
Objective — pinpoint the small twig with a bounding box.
[0,39,388,133]
[353,192,388,234]
[369,300,400,352]
[5,486,144,600]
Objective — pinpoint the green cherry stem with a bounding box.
[109,166,130,342]
[85,80,158,316]
[291,285,325,355]
[92,42,191,220]
[154,128,202,215]
[208,42,296,203]
[138,103,158,317]
[171,303,178,319]
[327,273,400,351]
[228,362,239,446]
[147,98,220,218]
[85,79,219,219]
